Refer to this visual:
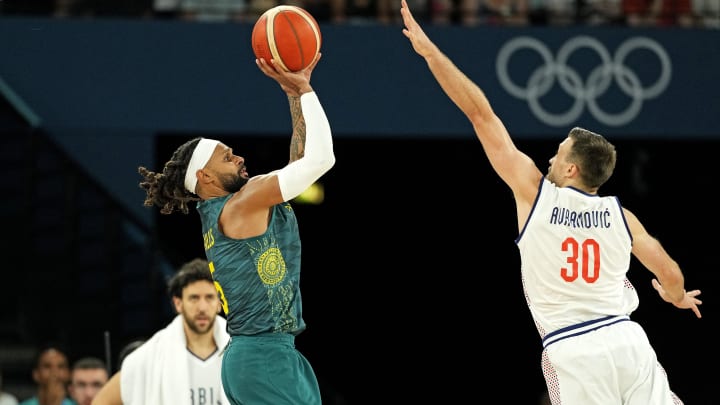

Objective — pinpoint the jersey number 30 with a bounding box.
[561,237,600,283]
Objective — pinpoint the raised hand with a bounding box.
[400,0,438,58]
[256,53,321,97]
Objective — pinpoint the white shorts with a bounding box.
[541,320,683,405]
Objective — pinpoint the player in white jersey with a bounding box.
[399,2,703,404]
[187,348,224,405]
[92,258,230,405]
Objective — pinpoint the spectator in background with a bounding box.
[326,0,416,24]
[693,0,720,28]
[177,0,248,22]
[430,0,481,25]
[527,0,576,25]
[299,0,336,22]
[623,0,695,26]
[83,341,142,405]
[245,0,272,20]
[152,0,182,18]
[480,0,529,25]
[67,359,108,405]
[0,368,19,405]
[583,0,624,25]
[245,0,351,24]
[381,0,433,24]
[288,0,420,24]
[19,344,76,405]
[528,0,624,26]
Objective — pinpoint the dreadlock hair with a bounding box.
[138,137,202,215]
[567,127,617,189]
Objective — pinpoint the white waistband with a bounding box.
[542,315,630,349]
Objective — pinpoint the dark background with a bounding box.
[156,134,716,404]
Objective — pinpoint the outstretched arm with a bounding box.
[400,0,541,217]
[624,207,702,318]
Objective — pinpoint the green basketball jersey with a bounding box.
[197,195,306,336]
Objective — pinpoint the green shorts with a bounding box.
[221,333,321,405]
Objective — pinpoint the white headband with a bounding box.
[184,138,220,193]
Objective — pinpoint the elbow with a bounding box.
[302,152,335,175]
[313,151,335,174]
[467,110,485,127]
[324,153,336,171]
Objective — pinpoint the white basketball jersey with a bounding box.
[516,178,638,337]
[187,349,227,405]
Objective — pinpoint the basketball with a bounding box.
[251,5,322,72]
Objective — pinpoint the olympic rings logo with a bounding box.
[496,36,672,127]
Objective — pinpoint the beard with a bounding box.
[219,169,248,193]
[183,311,217,335]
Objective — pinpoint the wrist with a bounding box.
[297,85,313,95]
[670,289,686,304]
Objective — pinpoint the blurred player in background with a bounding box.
[19,344,75,405]
[68,357,108,405]
[92,258,229,405]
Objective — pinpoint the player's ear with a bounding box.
[172,296,182,314]
[197,169,210,185]
[567,163,579,178]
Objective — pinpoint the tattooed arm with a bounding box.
[288,94,306,163]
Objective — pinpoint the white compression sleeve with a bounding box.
[277,91,336,201]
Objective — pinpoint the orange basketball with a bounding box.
[251,5,322,72]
